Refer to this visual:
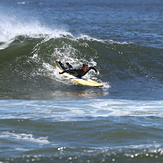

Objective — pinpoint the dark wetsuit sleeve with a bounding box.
[60,69,77,74]
[59,68,81,77]
[60,70,69,74]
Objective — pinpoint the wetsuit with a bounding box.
[57,61,97,78]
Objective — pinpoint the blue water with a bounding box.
[0,0,163,162]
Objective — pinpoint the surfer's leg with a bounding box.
[66,62,73,69]
[57,61,67,70]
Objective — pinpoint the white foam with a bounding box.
[77,34,104,42]
[89,99,163,117]
[0,132,50,145]
[0,12,71,49]
[0,99,163,122]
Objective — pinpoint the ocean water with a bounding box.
[0,0,163,162]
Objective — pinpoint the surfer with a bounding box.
[55,59,98,78]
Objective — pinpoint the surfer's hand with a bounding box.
[59,72,62,74]
[96,70,99,75]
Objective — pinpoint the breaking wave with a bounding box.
[0,15,162,100]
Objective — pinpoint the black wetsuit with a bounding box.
[58,61,97,78]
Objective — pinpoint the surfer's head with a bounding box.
[82,64,89,72]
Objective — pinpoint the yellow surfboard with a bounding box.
[56,65,103,87]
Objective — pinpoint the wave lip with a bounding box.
[0,13,71,49]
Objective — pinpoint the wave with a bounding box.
[0,17,162,99]
[1,34,162,77]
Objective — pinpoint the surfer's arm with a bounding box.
[59,70,67,74]
[59,69,76,74]
[59,69,80,78]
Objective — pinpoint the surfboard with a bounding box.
[56,65,103,87]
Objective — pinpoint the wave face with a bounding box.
[0,31,162,100]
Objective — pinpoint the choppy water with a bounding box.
[0,0,163,162]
